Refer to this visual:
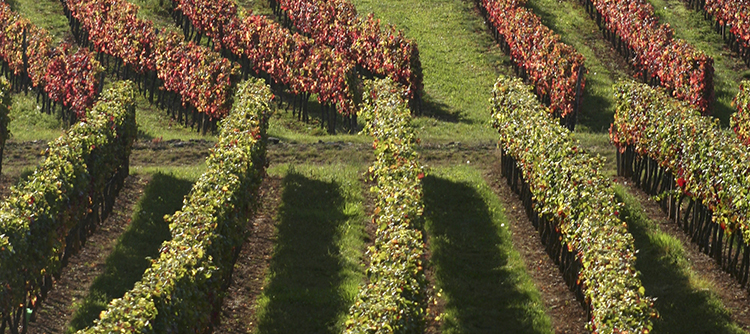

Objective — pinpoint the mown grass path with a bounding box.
[251,164,367,334]
[424,166,553,334]
[349,0,511,142]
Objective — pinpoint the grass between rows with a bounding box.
[251,163,367,334]
[5,0,72,43]
[424,165,553,333]
[6,82,214,143]
[347,0,511,143]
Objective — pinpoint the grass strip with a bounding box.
[424,165,553,334]
[252,163,367,334]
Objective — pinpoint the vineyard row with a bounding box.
[477,0,586,129]
[76,79,272,333]
[343,78,429,333]
[579,0,714,114]
[685,0,750,66]
[60,0,236,133]
[0,81,136,334]
[611,80,750,294]
[0,3,102,123]
[266,0,423,111]
[167,2,358,132]
[492,75,655,333]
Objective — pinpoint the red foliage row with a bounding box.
[586,0,714,114]
[154,32,237,119]
[169,0,356,115]
[704,0,750,54]
[272,0,423,102]
[481,0,586,118]
[63,0,236,119]
[0,3,101,118]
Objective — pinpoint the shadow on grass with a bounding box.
[579,82,616,133]
[255,171,352,334]
[617,189,746,334]
[65,173,194,333]
[423,175,551,334]
[422,93,461,123]
[5,0,17,10]
[713,93,735,129]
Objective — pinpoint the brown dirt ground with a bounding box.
[25,175,149,334]
[618,178,750,332]
[214,176,282,333]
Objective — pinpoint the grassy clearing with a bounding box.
[128,0,181,33]
[235,0,275,15]
[647,0,750,126]
[525,0,633,132]
[252,163,367,334]
[265,105,370,144]
[348,0,511,143]
[65,171,198,333]
[615,185,747,334]
[423,165,553,334]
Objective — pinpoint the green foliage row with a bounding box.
[0,76,11,175]
[731,80,750,145]
[344,79,427,334]
[492,75,655,333]
[611,80,750,251]
[77,78,272,333]
[0,80,136,320]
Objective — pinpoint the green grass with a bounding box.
[265,102,372,143]
[648,0,749,126]
[131,91,217,142]
[4,77,219,144]
[8,93,64,142]
[252,163,367,334]
[129,0,181,33]
[348,0,511,143]
[423,166,553,334]
[65,171,197,333]
[615,185,747,334]
[235,0,275,15]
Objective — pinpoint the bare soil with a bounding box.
[214,176,282,333]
